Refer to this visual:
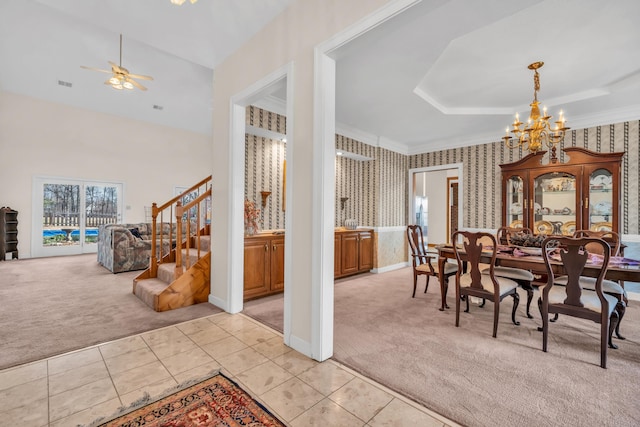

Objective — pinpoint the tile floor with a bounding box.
[0,312,459,427]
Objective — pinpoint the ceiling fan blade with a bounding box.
[108,61,125,74]
[127,73,154,81]
[81,65,112,74]
[126,77,147,91]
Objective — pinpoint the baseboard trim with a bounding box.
[371,262,408,274]
[208,294,232,313]
[286,333,313,359]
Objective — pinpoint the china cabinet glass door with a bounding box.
[533,172,578,235]
[587,168,614,231]
[505,175,525,228]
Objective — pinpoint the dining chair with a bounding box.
[488,226,537,318]
[539,236,620,368]
[407,225,457,298]
[452,231,520,338]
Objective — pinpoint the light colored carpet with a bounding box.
[0,254,222,370]
[243,267,640,427]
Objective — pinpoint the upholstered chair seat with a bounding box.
[554,276,627,299]
[482,266,534,282]
[460,272,518,295]
[546,285,619,315]
[418,261,458,276]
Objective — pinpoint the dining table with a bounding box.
[436,245,640,312]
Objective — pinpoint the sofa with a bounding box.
[97,222,179,273]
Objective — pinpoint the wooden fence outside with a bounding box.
[43,213,117,228]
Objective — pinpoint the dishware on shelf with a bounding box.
[592,201,612,215]
[509,219,523,228]
[534,220,553,235]
[590,221,612,232]
[561,220,576,235]
[510,202,523,214]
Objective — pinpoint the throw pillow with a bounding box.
[129,227,143,239]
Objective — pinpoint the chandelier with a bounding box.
[503,61,569,163]
[170,0,197,4]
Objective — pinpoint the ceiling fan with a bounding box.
[81,34,153,91]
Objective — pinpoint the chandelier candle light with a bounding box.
[503,62,569,163]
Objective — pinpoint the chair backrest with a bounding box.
[572,229,620,256]
[407,225,429,266]
[541,236,611,307]
[497,226,532,245]
[452,231,498,291]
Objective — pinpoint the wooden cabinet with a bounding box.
[243,234,284,300]
[0,207,18,261]
[500,148,623,235]
[335,229,374,279]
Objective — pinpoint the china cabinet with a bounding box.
[500,147,623,235]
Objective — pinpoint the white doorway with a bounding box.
[32,176,123,257]
[409,164,463,247]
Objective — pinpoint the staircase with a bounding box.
[133,177,212,312]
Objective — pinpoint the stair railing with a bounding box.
[149,176,212,277]
[175,189,212,278]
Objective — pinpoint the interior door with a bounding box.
[33,177,123,257]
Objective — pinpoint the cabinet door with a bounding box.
[334,234,342,277]
[584,165,618,233]
[503,174,527,229]
[340,232,359,275]
[530,167,581,235]
[243,238,270,299]
[270,237,285,292]
[358,231,373,271]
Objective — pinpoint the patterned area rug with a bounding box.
[86,371,285,427]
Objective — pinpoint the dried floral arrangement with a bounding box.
[244,199,261,233]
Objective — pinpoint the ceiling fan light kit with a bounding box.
[80,34,153,92]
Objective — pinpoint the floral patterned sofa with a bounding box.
[97,223,179,273]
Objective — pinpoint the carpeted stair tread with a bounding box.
[157,263,176,284]
[192,235,210,252]
[134,278,171,309]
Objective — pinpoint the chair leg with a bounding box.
[614,300,626,340]
[608,310,620,351]
[601,316,611,369]
[464,292,470,313]
[521,283,534,319]
[424,274,430,294]
[455,287,461,327]
[412,273,418,298]
[542,302,549,353]
[492,297,500,338]
[537,297,544,332]
[511,292,520,326]
[443,278,450,309]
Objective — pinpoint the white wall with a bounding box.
[0,91,212,258]
[210,0,391,359]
